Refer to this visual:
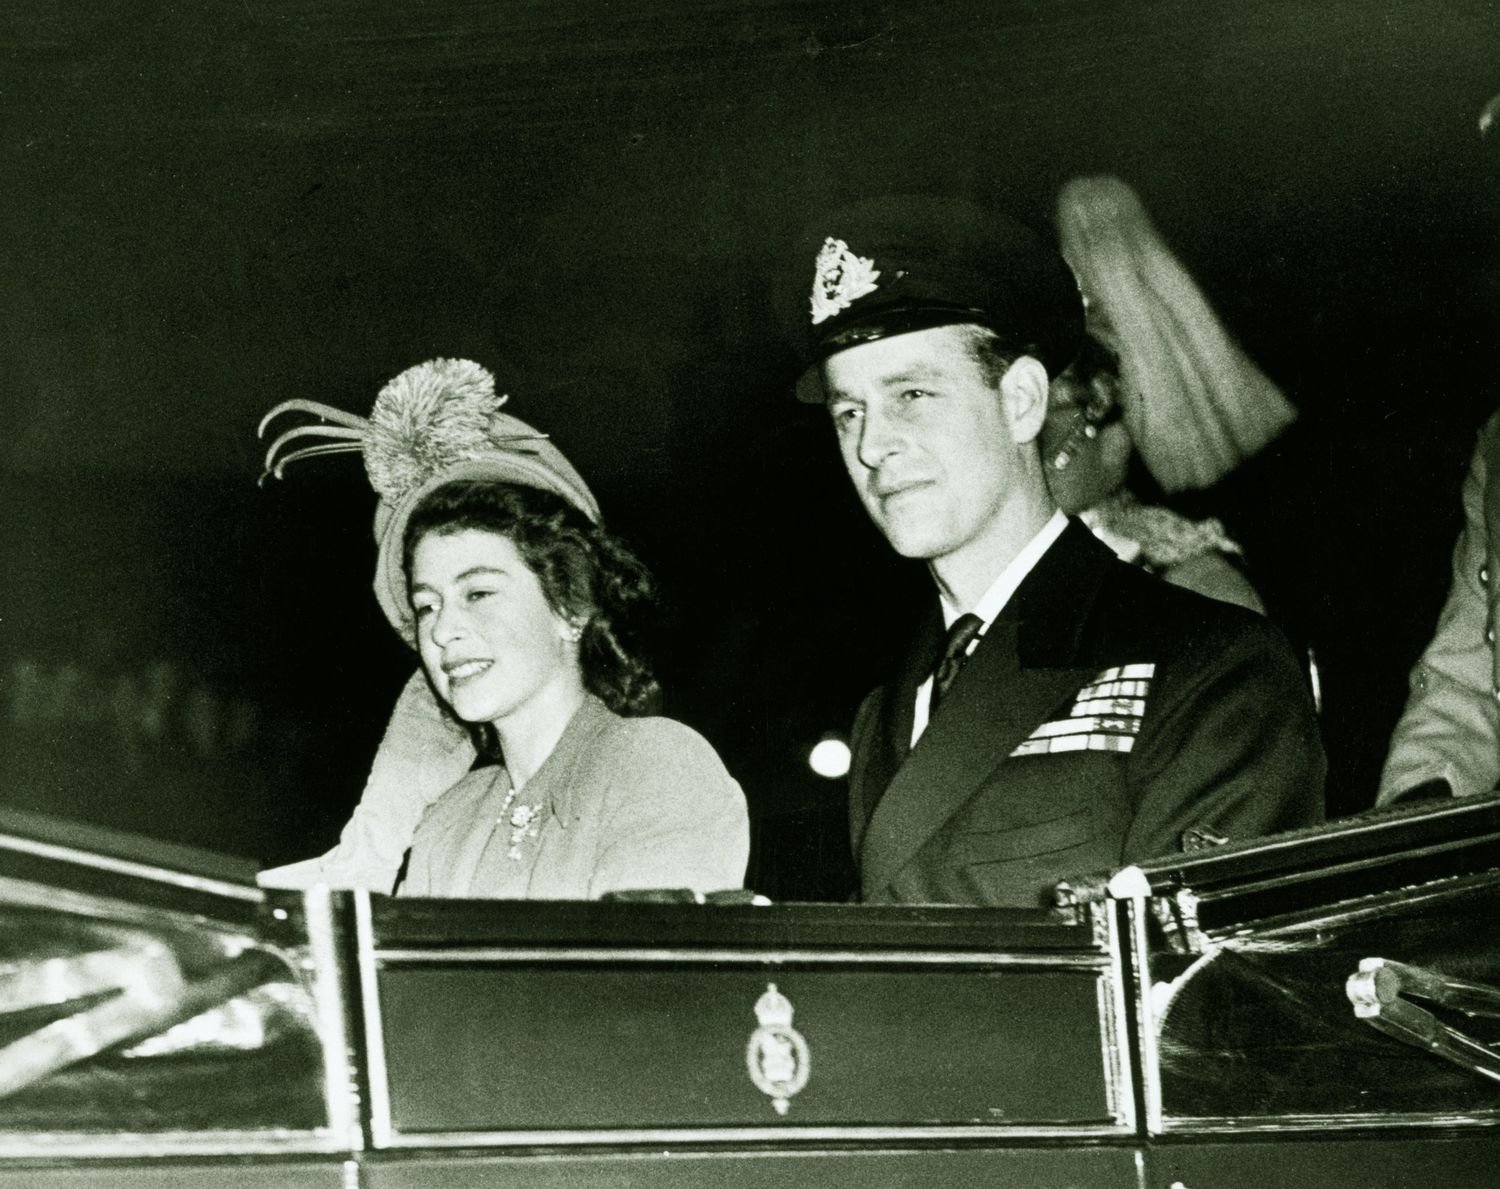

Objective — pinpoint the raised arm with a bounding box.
[257,668,476,891]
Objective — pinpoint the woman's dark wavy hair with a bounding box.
[402,481,662,723]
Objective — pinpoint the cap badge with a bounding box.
[809,236,881,325]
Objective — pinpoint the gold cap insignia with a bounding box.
[809,237,881,325]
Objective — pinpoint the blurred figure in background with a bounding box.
[1047,175,1300,616]
[1376,102,1500,807]
[1378,411,1500,805]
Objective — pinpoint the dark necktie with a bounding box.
[930,613,984,714]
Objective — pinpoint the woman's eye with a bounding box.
[831,406,861,429]
[900,387,932,402]
[465,587,495,604]
[413,602,436,620]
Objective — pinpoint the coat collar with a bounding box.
[858,519,1116,896]
[847,606,943,852]
[1005,517,1115,666]
[505,693,615,829]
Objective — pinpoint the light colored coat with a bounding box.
[399,695,749,899]
[1379,411,1500,803]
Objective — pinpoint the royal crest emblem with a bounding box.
[745,982,810,1115]
[809,236,881,325]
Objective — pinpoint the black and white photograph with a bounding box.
[4,2,1500,1184]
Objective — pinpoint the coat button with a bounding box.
[1483,565,1491,586]
[1489,627,1497,645]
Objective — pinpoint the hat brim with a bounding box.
[372,455,599,645]
[794,305,1021,404]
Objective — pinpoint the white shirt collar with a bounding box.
[940,508,1069,630]
[912,509,1068,748]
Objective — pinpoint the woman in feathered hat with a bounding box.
[256,358,749,898]
[1043,175,1299,616]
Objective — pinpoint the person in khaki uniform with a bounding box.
[1379,411,1500,805]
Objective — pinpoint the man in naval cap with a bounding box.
[783,195,1324,907]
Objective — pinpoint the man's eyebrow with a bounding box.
[826,362,946,402]
[849,366,945,392]
[880,365,945,386]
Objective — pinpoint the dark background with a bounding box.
[4,0,1500,900]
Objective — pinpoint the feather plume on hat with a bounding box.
[1056,176,1296,492]
[259,357,600,642]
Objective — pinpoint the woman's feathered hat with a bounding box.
[259,358,600,644]
[1055,176,1296,492]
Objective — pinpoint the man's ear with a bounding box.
[999,355,1050,444]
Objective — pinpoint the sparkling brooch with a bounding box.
[506,803,541,859]
[496,786,542,860]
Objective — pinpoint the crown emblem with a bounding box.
[754,984,794,1027]
[745,982,810,1115]
[809,236,881,325]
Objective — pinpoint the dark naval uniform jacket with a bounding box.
[849,519,1325,907]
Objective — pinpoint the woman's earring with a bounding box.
[1049,415,1099,471]
[564,621,584,644]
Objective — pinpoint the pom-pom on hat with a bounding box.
[259,358,600,645]
[780,194,1086,402]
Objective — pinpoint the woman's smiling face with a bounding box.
[408,528,578,728]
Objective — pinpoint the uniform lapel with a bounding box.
[848,609,942,852]
[859,520,1114,898]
